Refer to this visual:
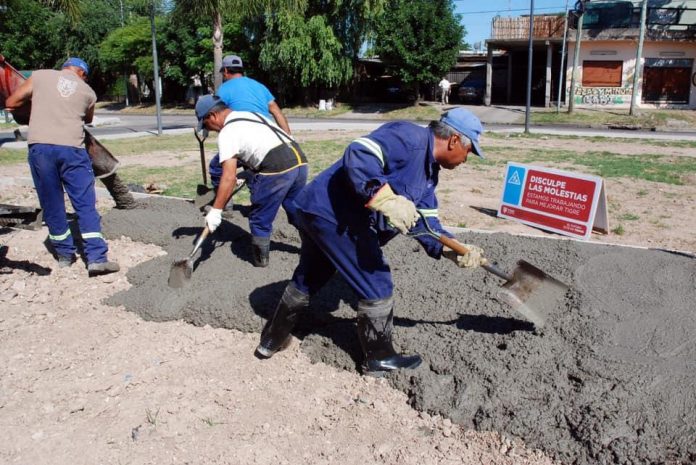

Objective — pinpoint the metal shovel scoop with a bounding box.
[168,226,210,288]
[410,211,569,327]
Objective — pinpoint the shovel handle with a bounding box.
[189,226,210,259]
[436,233,513,281]
[194,128,208,186]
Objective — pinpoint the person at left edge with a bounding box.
[5,57,119,277]
[195,95,308,267]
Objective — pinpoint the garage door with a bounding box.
[642,58,693,104]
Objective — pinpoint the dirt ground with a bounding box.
[1,129,694,465]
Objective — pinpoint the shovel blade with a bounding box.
[194,184,215,210]
[168,259,193,288]
[498,260,569,328]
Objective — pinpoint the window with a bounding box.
[582,61,623,87]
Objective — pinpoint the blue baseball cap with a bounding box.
[195,94,223,131]
[62,57,90,76]
[440,108,485,158]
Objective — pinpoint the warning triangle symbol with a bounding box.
[508,171,521,185]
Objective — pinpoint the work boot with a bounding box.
[255,284,309,359]
[357,298,422,377]
[87,261,120,277]
[251,236,270,268]
[57,254,76,268]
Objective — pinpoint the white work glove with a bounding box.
[366,184,418,234]
[442,244,487,268]
[205,207,222,233]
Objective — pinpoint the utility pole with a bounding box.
[556,0,570,113]
[119,0,129,106]
[568,1,586,113]
[150,2,162,135]
[524,0,535,134]
[630,0,648,115]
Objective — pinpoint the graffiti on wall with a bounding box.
[573,86,632,105]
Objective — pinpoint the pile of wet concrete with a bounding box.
[103,198,696,465]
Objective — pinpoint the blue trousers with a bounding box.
[209,153,222,189]
[291,211,393,301]
[247,165,307,237]
[28,143,108,264]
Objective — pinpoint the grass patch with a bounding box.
[484,130,696,149]
[611,224,625,235]
[510,148,696,185]
[619,213,640,221]
[0,147,27,165]
[97,133,208,157]
[531,108,696,129]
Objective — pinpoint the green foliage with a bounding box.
[259,12,353,89]
[0,0,67,69]
[372,0,464,94]
[100,17,159,77]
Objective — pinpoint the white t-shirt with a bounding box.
[217,111,294,169]
[438,79,451,90]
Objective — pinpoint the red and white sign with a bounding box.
[498,163,608,240]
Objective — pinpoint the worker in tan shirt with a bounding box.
[5,57,119,276]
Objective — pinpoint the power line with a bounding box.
[456,6,567,15]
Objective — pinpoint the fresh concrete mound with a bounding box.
[103,197,696,465]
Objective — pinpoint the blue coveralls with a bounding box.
[290,121,452,301]
[28,143,109,263]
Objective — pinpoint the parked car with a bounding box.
[457,78,485,104]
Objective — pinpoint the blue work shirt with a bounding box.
[217,76,274,116]
[294,121,452,258]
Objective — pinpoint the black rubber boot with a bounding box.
[357,298,422,376]
[251,236,270,268]
[255,284,309,359]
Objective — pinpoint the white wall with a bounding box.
[565,40,696,108]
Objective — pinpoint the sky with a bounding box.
[454,0,573,48]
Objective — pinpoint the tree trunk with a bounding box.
[213,12,223,92]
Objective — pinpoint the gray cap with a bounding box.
[195,94,223,131]
[219,54,243,72]
[440,108,485,158]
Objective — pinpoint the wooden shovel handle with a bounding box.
[438,234,472,256]
[437,234,511,281]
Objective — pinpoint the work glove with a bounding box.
[196,128,209,140]
[366,183,418,234]
[205,207,222,233]
[442,244,487,268]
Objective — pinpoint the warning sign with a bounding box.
[498,163,608,240]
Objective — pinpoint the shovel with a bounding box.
[168,226,210,288]
[410,211,569,327]
[194,129,216,209]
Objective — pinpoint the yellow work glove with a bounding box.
[366,184,418,234]
[442,244,487,268]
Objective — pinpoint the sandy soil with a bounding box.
[1,130,694,464]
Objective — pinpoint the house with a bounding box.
[566,0,696,108]
[484,0,696,108]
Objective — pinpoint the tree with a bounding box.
[259,12,353,103]
[372,0,464,103]
[172,0,306,91]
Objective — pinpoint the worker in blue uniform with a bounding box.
[255,108,488,376]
